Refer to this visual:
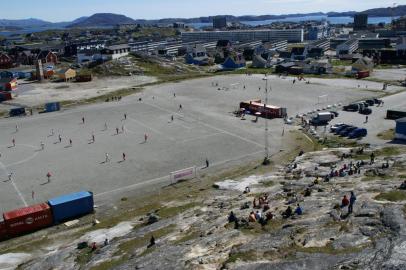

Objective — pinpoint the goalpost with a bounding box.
[170,166,197,184]
[317,95,328,104]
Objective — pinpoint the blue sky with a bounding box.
[0,0,401,21]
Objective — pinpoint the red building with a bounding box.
[0,53,14,69]
[37,50,58,65]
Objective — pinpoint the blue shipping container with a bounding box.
[48,191,94,224]
[9,107,26,117]
[45,102,60,112]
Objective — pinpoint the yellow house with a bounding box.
[352,57,374,72]
[58,68,76,82]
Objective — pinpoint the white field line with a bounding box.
[0,161,28,206]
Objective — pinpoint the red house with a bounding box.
[37,50,58,65]
[0,53,14,69]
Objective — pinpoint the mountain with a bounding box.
[67,13,136,28]
[0,18,52,28]
[362,5,406,17]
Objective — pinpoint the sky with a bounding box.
[0,0,402,22]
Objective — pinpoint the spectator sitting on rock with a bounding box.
[341,195,349,208]
[304,188,312,197]
[248,211,257,222]
[244,186,251,194]
[282,206,293,219]
[241,201,250,210]
[265,211,274,221]
[255,210,262,220]
[294,204,303,215]
[147,235,155,248]
[228,211,237,223]
[399,181,406,190]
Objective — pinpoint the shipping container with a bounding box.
[0,91,12,102]
[386,110,406,120]
[48,191,94,224]
[0,221,9,241]
[3,203,53,236]
[356,70,370,79]
[76,74,92,82]
[9,107,26,117]
[395,118,406,141]
[240,100,287,118]
[44,102,61,112]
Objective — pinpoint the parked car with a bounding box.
[373,98,383,104]
[339,126,357,136]
[365,99,375,106]
[330,111,339,117]
[343,104,359,112]
[334,124,352,134]
[330,123,345,132]
[359,107,372,115]
[348,128,367,139]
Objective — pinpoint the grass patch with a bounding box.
[377,129,395,140]
[240,219,286,235]
[75,247,94,266]
[89,258,127,270]
[59,87,144,109]
[116,224,175,255]
[173,230,201,244]
[362,174,393,182]
[295,242,366,255]
[260,180,275,187]
[331,60,352,66]
[375,190,406,202]
[157,202,199,219]
[225,250,258,264]
[375,147,401,157]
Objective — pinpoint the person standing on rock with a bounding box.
[348,191,356,214]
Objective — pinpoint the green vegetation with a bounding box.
[59,87,143,109]
[89,258,126,270]
[331,60,352,66]
[131,27,177,39]
[362,174,393,182]
[116,224,175,255]
[375,190,406,202]
[173,230,201,244]
[377,129,395,140]
[225,251,258,264]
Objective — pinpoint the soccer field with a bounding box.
[0,74,383,213]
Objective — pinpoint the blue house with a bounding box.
[222,53,246,70]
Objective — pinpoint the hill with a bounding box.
[67,13,136,28]
[0,18,51,28]
[362,4,406,17]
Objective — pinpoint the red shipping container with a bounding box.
[3,203,53,236]
[0,91,12,101]
[0,221,8,241]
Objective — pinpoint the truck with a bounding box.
[310,112,334,125]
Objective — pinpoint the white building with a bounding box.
[181,29,304,43]
[102,44,130,60]
[336,39,359,57]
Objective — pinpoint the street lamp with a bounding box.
[262,75,271,165]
